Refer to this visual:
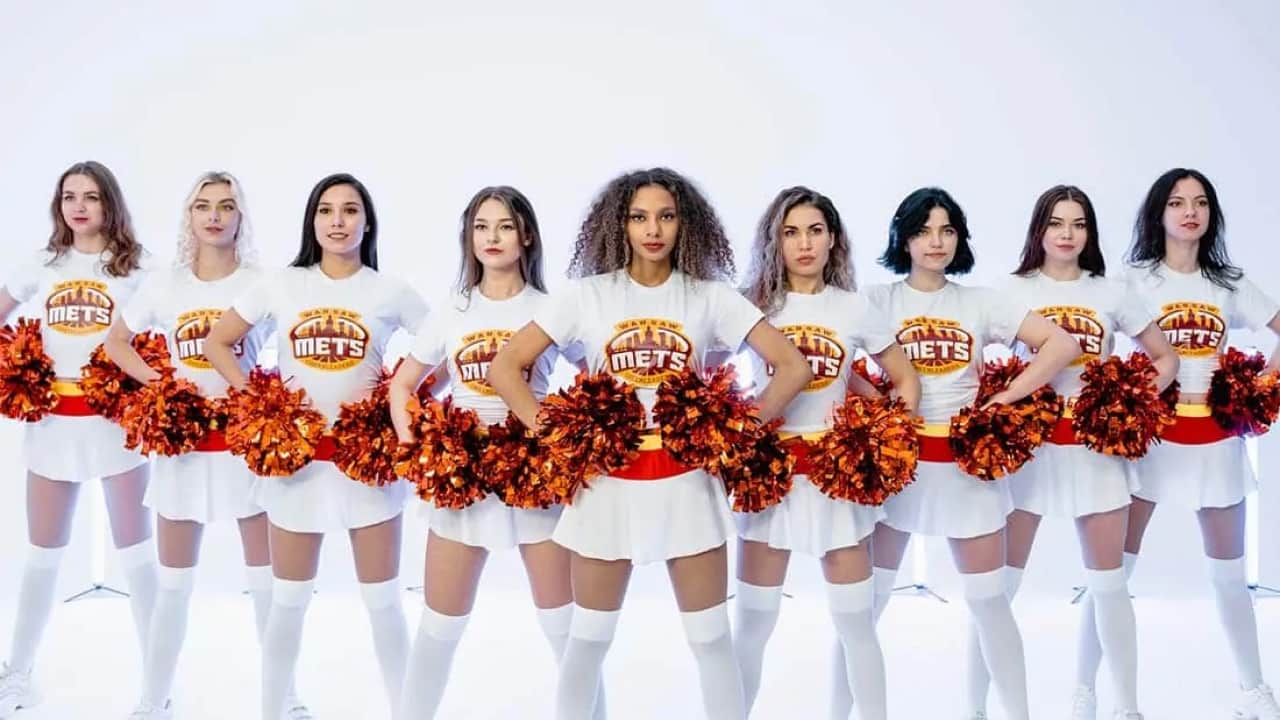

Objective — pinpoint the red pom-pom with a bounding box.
[809,393,920,506]
[223,368,328,477]
[852,357,894,395]
[720,418,795,512]
[949,357,1062,481]
[652,365,758,473]
[395,395,486,509]
[537,370,645,501]
[1209,348,1280,436]
[79,332,171,421]
[120,369,218,455]
[331,368,402,487]
[480,413,565,510]
[1072,354,1175,458]
[0,319,59,421]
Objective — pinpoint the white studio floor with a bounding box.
[4,557,1279,720]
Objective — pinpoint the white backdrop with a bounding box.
[3,0,1280,612]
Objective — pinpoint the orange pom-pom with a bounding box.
[79,332,171,422]
[1209,348,1280,436]
[395,395,485,509]
[852,357,894,395]
[1072,354,1175,458]
[720,418,794,512]
[119,369,217,455]
[330,368,402,487]
[537,370,645,500]
[223,368,328,477]
[652,365,758,474]
[809,393,919,506]
[480,413,566,509]
[949,357,1061,480]
[0,319,59,421]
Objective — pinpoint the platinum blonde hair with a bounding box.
[175,170,258,268]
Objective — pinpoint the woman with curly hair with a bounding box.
[490,168,812,720]
[0,161,156,719]
[732,186,919,720]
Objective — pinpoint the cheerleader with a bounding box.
[731,187,920,720]
[0,162,156,718]
[204,174,425,720]
[963,185,1179,720]
[489,168,811,720]
[391,186,601,718]
[104,172,310,719]
[852,187,1081,720]
[1091,169,1280,719]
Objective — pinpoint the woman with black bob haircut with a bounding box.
[1111,168,1280,719]
[489,168,812,720]
[838,187,1080,720]
[206,173,428,719]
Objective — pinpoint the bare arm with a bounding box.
[744,320,813,422]
[0,289,19,325]
[1132,322,1179,391]
[489,321,555,431]
[986,312,1081,406]
[103,319,162,384]
[872,343,920,414]
[388,356,435,443]
[205,309,254,390]
[1265,311,1280,374]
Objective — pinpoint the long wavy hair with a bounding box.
[290,173,378,270]
[45,161,143,277]
[743,186,854,315]
[1127,167,1240,290]
[455,186,546,302]
[1012,184,1105,277]
[568,167,735,281]
[174,170,258,269]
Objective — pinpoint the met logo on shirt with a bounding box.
[454,329,530,395]
[45,280,113,335]
[772,324,845,391]
[1038,305,1103,366]
[175,309,242,369]
[289,308,369,371]
[605,318,692,386]
[896,316,973,375]
[1157,301,1224,357]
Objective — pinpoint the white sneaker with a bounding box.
[1235,683,1280,720]
[127,700,173,719]
[284,695,314,720]
[1071,686,1097,720]
[0,664,40,718]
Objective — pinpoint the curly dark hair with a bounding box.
[568,167,735,281]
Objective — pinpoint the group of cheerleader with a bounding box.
[0,160,1276,720]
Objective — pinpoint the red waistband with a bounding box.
[1049,417,1081,446]
[918,433,955,463]
[1160,414,1233,445]
[611,446,694,481]
[202,431,337,461]
[780,437,816,475]
[51,394,94,417]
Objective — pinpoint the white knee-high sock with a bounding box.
[1076,551,1136,690]
[117,538,158,658]
[361,579,409,717]
[539,604,607,720]
[829,567,897,720]
[733,581,782,712]
[964,566,1024,714]
[7,545,66,672]
[398,606,469,719]
[246,564,273,641]
[1087,567,1139,713]
[828,578,886,720]
[963,569,1029,720]
[1209,557,1265,690]
[140,565,194,706]
[870,566,898,626]
[261,578,313,720]
[682,602,747,720]
[556,607,618,720]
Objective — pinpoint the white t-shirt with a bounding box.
[233,265,428,421]
[533,269,763,426]
[410,287,562,425]
[865,280,1029,425]
[758,288,896,434]
[121,265,272,398]
[1002,272,1155,397]
[3,248,150,378]
[1125,264,1279,394]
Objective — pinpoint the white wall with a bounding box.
[3,0,1279,600]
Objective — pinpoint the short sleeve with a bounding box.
[1112,284,1158,337]
[232,272,276,326]
[120,272,164,332]
[1231,275,1280,331]
[850,293,896,355]
[982,287,1031,345]
[408,313,447,367]
[532,281,585,348]
[2,254,42,303]
[708,281,763,352]
[396,283,429,332]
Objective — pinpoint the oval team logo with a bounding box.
[605,318,692,386]
[455,329,527,396]
[776,324,846,391]
[175,309,243,369]
[289,308,369,371]
[1158,302,1225,357]
[46,280,113,335]
[1039,305,1103,366]
[896,316,973,375]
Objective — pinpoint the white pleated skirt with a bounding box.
[881,460,1013,539]
[1131,436,1254,510]
[735,474,883,556]
[425,495,561,550]
[23,414,146,483]
[1009,443,1140,518]
[144,451,263,524]
[249,461,408,533]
